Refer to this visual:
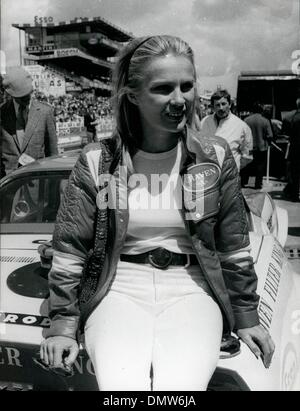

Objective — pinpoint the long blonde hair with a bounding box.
[112,35,197,154]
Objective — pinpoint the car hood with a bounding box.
[1,234,52,250]
[0,234,51,345]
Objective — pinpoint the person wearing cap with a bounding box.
[0,66,58,177]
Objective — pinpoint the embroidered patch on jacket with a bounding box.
[182,163,221,193]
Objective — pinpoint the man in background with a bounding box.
[242,102,274,190]
[200,89,253,171]
[0,66,58,177]
[84,104,98,143]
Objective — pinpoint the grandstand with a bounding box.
[13,17,134,95]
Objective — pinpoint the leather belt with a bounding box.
[120,248,198,270]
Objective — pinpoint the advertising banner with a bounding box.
[96,116,114,140]
[56,117,85,150]
[54,48,80,58]
[24,65,66,97]
[56,118,84,137]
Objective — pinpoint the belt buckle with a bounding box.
[148,248,173,270]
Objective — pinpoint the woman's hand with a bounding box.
[237,325,275,369]
[40,336,79,368]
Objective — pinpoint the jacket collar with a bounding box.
[13,96,32,115]
[1,99,17,136]
[182,126,220,167]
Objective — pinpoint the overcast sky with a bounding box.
[1,0,299,95]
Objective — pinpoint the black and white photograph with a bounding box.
[0,0,300,393]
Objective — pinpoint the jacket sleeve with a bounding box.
[215,143,260,330]
[46,147,98,340]
[45,107,58,157]
[240,123,253,170]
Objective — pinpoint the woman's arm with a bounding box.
[215,144,259,328]
[215,143,275,367]
[40,147,100,367]
[47,147,99,338]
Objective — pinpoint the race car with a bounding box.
[0,152,299,391]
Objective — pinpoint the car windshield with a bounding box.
[0,172,70,234]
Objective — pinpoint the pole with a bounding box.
[262,144,273,192]
[271,141,283,153]
[266,145,270,185]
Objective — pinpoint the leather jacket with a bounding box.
[47,127,260,341]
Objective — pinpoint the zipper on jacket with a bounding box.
[80,168,130,327]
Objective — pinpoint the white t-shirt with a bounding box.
[121,142,195,255]
[201,112,253,170]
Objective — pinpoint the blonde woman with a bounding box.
[41,35,274,391]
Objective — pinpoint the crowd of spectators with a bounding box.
[33,91,113,123]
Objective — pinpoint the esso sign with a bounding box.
[34,16,54,25]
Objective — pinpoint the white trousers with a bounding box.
[84,261,223,391]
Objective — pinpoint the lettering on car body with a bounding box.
[0,345,95,376]
[258,240,284,331]
[0,346,23,368]
[0,313,50,328]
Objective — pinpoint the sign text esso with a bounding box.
[34,16,54,25]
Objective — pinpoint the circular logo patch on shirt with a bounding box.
[182,163,221,193]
